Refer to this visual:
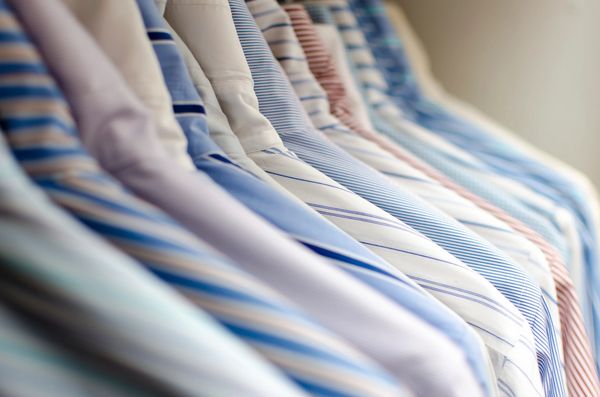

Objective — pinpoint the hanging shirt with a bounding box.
[379,1,444,101]
[57,0,194,171]
[170,22,303,198]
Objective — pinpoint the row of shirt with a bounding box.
[0,0,599,396]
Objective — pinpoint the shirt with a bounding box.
[170,21,303,199]
[13,2,480,395]
[379,0,443,102]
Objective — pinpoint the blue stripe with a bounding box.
[0,62,47,75]
[0,85,61,100]
[260,22,291,32]
[150,267,292,315]
[301,241,413,287]
[0,30,29,43]
[293,379,363,397]
[225,323,383,377]
[276,56,307,62]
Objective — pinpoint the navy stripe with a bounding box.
[301,241,413,287]
[147,31,173,41]
[172,103,206,114]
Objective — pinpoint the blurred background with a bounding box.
[395,0,600,188]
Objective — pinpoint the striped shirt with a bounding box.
[60,0,196,172]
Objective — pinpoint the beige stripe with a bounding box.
[0,74,54,86]
[261,347,397,397]
[8,130,77,147]
[21,158,97,176]
[0,99,72,121]
[0,12,21,30]
[0,43,38,61]
[186,294,367,361]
